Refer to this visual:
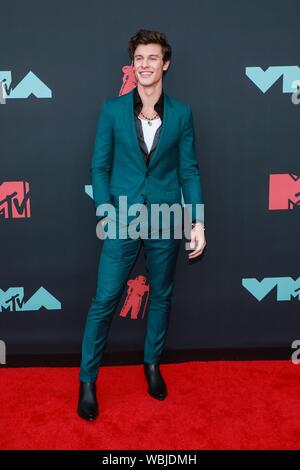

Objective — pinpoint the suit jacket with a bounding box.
[91,87,204,225]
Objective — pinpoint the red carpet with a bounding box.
[1,360,300,450]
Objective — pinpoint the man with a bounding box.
[78,30,206,421]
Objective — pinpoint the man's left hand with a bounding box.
[188,222,206,259]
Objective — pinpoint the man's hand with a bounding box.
[96,216,109,239]
[188,222,206,259]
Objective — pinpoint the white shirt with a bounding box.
[138,116,162,153]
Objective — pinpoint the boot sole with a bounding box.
[77,407,99,421]
[147,389,167,400]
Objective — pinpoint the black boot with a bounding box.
[77,381,99,421]
[144,363,167,400]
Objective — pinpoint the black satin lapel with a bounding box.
[136,117,149,156]
[128,89,148,170]
[147,92,169,167]
[148,125,161,154]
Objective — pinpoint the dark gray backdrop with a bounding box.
[1,0,300,362]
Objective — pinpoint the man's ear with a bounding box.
[163,60,170,71]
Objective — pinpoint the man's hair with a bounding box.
[128,29,172,76]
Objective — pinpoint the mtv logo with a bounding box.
[269,174,300,210]
[0,181,31,219]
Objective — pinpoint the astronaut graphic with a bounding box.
[119,64,137,96]
[120,275,150,320]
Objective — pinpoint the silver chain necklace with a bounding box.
[139,110,159,126]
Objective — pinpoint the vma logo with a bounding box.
[269,174,300,210]
[0,287,61,312]
[0,181,31,219]
[0,70,52,104]
[242,277,300,301]
[246,66,300,93]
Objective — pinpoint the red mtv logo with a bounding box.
[269,174,300,210]
[0,181,31,219]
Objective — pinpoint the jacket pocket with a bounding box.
[110,184,127,195]
[164,188,182,203]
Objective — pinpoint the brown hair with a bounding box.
[128,29,172,76]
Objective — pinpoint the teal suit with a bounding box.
[79,88,204,383]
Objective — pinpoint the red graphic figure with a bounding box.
[119,64,137,96]
[120,275,150,320]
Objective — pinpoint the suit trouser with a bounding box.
[79,212,182,383]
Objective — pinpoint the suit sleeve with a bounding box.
[90,99,114,222]
[178,104,204,225]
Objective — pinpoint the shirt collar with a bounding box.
[133,86,164,119]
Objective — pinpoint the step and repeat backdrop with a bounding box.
[1,0,300,361]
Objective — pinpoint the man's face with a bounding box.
[133,43,170,87]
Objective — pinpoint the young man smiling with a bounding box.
[77,29,206,421]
